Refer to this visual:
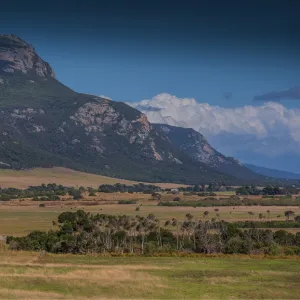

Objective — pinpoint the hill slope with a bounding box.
[0,167,188,189]
[153,124,259,179]
[245,164,300,180]
[0,34,259,184]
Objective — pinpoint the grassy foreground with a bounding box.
[0,250,300,299]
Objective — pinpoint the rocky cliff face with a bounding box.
[0,34,257,184]
[0,34,55,78]
[153,124,259,179]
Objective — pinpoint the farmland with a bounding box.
[1,171,300,299]
[0,167,188,189]
[1,195,300,236]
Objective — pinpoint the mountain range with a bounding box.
[245,164,300,180]
[0,34,288,184]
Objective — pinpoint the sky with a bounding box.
[1,0,300,108]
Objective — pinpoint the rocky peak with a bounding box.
[0,34,55,78]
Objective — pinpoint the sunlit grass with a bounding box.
[1,200,300,236]
[0,251,300,299]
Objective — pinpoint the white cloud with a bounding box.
[128,93,300,160]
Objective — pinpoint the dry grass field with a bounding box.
[0,250,300,299]
[1,194,300,236]
[0,167,188,189]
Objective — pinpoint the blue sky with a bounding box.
[1,1,300,108]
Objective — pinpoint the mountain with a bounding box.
[129,93,300,174]
[153,124,259,179]
[245,164,300,180]
[0,34,253,184]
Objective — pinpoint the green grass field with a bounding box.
[0,250,300,299]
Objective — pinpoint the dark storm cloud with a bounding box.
[254,86,300,101]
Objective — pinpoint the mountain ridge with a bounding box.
[245,164,300,180]
[0,34,260,184]
[129,93,300,174]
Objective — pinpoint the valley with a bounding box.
[1,32,300,300]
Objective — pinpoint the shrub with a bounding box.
[118,200,137,204]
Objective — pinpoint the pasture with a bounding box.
[0,167,188,189]
[1,194,300,236]
[0,250,300,299]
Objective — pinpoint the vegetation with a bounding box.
[1,252,300,299]
[6,210,300,255]
[0,183,85,201]
[98,183,162,193]
[234,220,300,229]
[158,196,300,207]
[118,200,137,204]
[236,185,300,196]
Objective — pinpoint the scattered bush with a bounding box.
[118,200,137,204]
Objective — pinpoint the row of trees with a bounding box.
[7,210,300,255]
[158,196,300,207]
[0,182,163,201]
[98,183,162,193]
[0,183,85,201]
[236,185,300,196]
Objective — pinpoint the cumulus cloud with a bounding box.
[128,93,300,163]
[254,86,300,101]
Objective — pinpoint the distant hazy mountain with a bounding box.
[154,124,259,180]
[0,34,262,184]
[129,93,300,174]
[245,164,300,180]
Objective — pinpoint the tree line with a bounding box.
[0,182,163,201]
[236,185,300,196]
[6,210,300,256]
[158,195,300,207]
[0,183,86,201]
[98,183,162,193]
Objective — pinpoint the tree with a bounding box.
[186,213,193,221]
[151,193,161,200]
[69,189,83,200]
[294,215,300,222]
[248,211,254,221]
[203,211,209,219]
[284,210,295,221]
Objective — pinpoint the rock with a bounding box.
[0,34,55,78]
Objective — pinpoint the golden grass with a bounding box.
[0,251,168,299]
[0,167,188,189]
[0,268,161,283]
[1,197,300,236]
[0,288,65,299]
